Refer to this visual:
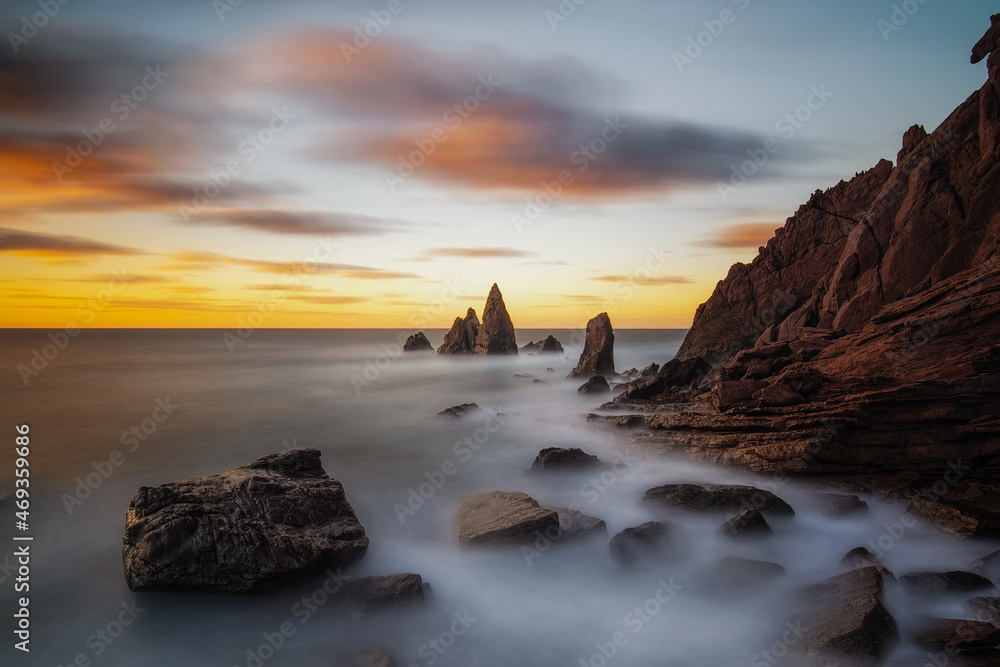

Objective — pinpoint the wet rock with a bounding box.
[900,571,994,597]
[550,507,607,540]
[473,284,518,355]
[458,492,559,546]
[909,617,1000,653]
[720,508,772,537]
[341,574,427,618]
[815,493,868,518]
[351,647,397,667]
[793,567,899,664]
[905,497,1000,539]
[578,376,611,395]
[642,483,794,516]
[705,557,785,594]
[437,403,484,419]
[122,449,369,593]
[569,313,615,378]
[841,548,895,581]
[530,448,601,472]
[969,597,1000,626]
[609,521,672,567]
[402,332,433,352]
[437,308,480,354]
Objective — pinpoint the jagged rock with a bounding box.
[753,383,805,408]
[705,557,785,594]
[841,547,895,582]
[642,483,794,516]
[720,508,771,537]
[792,567,899,664]
[437,403,484,419]
[122,449,369,593]
[550,507,606,540]
[639,363,660,377]
[340,574,427,618]
[520,335,564,355]
[900,571,994,597]
[529,447,601,471]
[458,492,558,546]
[569,313,615,378]
[351,647,397,667]
[609,521,672,566]
[610,28,1000,479]
[815,493,868,517]
[971,14,1000,65]
[909,618,1000,653]
[969,597,1000,626]
[437,308,480,354]
[578,376,611,395]
[402,332,433,352]
[473,284,518,355]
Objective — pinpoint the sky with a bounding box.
[0,0,995,329]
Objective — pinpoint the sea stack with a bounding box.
[473,283,518,355]
[569,312,615,378]
[403,332,433,352]
[437,308,480,354]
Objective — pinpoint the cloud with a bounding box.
[412,246,538,260]
[160,249,420,280]
[189,209,408,237]
[698,223,781,249]
[0,227,147,258]
[261,29,820,196]
[590,274,692,285]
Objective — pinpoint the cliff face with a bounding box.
[677,22,1000,361]
[605,17,1000,482]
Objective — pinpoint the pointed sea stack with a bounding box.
[437,308,480,354]
[569,313,615,378]
[473,284,518,355]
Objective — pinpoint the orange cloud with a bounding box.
[699,223,781,249]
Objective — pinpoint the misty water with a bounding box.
[2,329,997,666]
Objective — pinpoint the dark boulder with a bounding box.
[578,376,611,395]
[530,448,601,472]
[402,332,433,352]
[340,573,428,618]
[437,403,484,419]
[720,509,772,537]
[909,617,1000,653]
[705,557,785,594]
[815,493,868,517]
[122,449,369,593]
[900,571,994,597]
[642,483,794,516]
[609,521,672,567]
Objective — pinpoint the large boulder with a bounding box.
[642,483,794,516]
[900,570,994,597]
[403,332,433,352]
[473,284,518,355]
[529,447,601,471]
[792,567,899,664]
[569,313,615,378]
[609,521,672,567]
[437,308,480,354]
[122,449,368,593]
[458,492,558,546]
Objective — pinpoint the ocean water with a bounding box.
[1,328,997,667]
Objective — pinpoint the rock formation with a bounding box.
[569,313,615,378]
[520,335,564,354]
[122,449,369,593]
[473,284,518,355]
[577,376,610,395]
[437,308,480,354]
[609,521,672,566]
[403,331,433,352]
[458,491,558,546]
[597,18,1000,487]
[529,447,601,471]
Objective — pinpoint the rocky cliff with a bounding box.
[473,283,518,355]
[603,16,1000,484]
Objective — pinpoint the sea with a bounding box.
[0,328,996,666]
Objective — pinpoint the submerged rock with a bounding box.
[402,332,433,352]
[340,573,428,618]
[122,449,369,593]
[969,597,1000,626]
[900,571,994,597]
[642,483,794,516]
[909,618,1000,653]
[351,647,397,667]
[609,521,672,567]
[550,507,607,540]
[815,493,869,518]
[437,308,480,354]
[705,557,785,594]
[720,508,771,537]
[578,376,611,395]
[473,284,518,355]
[437,403,484,419]
[458,492,558,546]
[530,447,601,472]
[569,313,615,378]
